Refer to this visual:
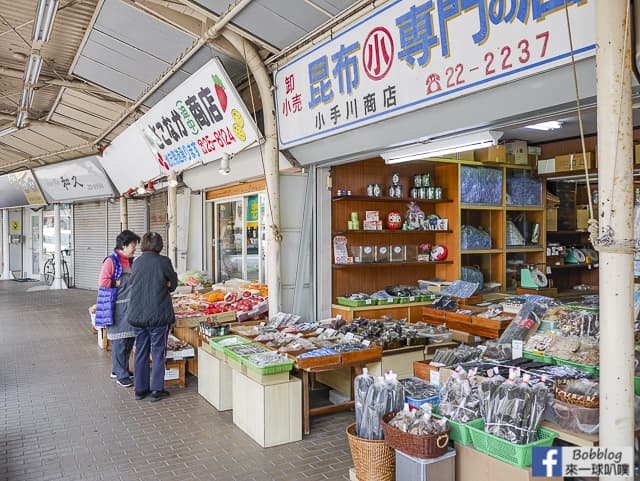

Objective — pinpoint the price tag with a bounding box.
[512,340,524,359]
[362,339,371,347]
[345,332,355,340]
[408,296,416,302]
[365,299,372,305]
[387,298,394,304]
[430,369,440,386]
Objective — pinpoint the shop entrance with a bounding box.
[8,209,22,278]
[212,193,266,283]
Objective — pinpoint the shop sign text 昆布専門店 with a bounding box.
[274,0,595,148]
[137,58,260,173]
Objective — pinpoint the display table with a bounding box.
[332,301,434,322]
[422,307,510,339]
[231,369,302,447]
[291,345,383,435]
[197,345,232,411]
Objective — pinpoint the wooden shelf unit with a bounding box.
[331,158,546,299]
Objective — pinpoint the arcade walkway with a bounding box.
[0,281,351,481]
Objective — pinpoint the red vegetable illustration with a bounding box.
[212,74,227,112]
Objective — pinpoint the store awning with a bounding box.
[0,170,46,208]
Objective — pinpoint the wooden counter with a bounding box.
[331,301,433,322]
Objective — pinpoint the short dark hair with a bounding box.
[141,232,163,253]
[115,230,140,250]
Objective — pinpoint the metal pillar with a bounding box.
[222,29,281,314]
[120,196,128,230]
[50,204,67,290]
[597,1,634,473]
[1,209,10,280]
[168,171,178,267]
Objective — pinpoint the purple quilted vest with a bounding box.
[95,252,130,327]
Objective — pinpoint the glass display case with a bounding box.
[214,193,266,283]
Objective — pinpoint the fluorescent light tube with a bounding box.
[24,54,43,85]
[32,0,59,43]
[524,121,564,131]
[0,127,17,137]
[382,130,503,164]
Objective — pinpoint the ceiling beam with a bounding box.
[121,0,203,38]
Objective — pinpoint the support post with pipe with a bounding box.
[221,29,281,313]
[597,1,634,475]
[120,196,128,231]
[50,203,67,290]
[168,171,178,267]
[1,209,10,280]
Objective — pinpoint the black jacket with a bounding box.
[126,251,178,328]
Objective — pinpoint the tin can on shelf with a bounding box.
[388,185,396,197]
[426,187,435,200]
[394,184,403,198]
[414,174,423,188]
[367,184,374,196]
[434,186,443,200]
[373,183,382,197]
[418,187,427,199]
[410,187,418,198]
[346,189,352,196]
[422,173,431,187]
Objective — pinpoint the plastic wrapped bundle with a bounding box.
[461,166,503,205]
[354,368,374,437]
[408,404,448,435]
[438,368,481,423]
[497,299,551,346]
[461,225,492,250]
[389,403,414,432]
[359,372,405,440]
[527,380,550,442]
[506,171,542,207]
[478,371,505,421]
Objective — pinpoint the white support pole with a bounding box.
[597,1,634,473]
[221,30,281,314]
[120,196,128,231]
[50,204,67,290]
[1,209,10,280]
[168,171,178,267]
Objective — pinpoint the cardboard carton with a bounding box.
[546,208,558,232]
[506,140,528,165]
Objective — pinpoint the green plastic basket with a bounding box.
[466,419,558,468]
[336,297,378,307]
[635,376,640,396]
[242,356,295,375]
[523,351,554,364]
[223,343,269,363]
[208,335,251,353]
[553,358,599,378]
[432,408,474,446]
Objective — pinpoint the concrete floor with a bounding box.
[0,280,353,481]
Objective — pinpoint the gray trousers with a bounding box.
[133,326,169,393]
[111,337,135,381]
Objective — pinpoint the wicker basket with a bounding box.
[346,423,395,481]
[381,412,450,459]
[555,379,599,408]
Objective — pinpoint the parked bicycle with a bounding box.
[43,250,71,287]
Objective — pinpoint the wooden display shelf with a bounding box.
[548,230,590,235]
[333,229,453,235]
[461,249,502,254]
[332,195,453,203]
[460,204,503,210]
[333,260,453,269]
[505,206,544,211]
[506,246,544,252]
[548,263,597,270]
[332,301,433,322]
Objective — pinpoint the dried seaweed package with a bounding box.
[386,372,405,414]
[497,299,550,346]
[494,372,534,444]
[488,368,522,439]
[527,378,549,443]
[478,368,504,423]
[360,376,387,440]
[354,367,374,437]
[438,369,467,418]
[389,403,414,433]
[454,368,482,422]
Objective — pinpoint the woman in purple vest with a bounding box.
[126,232,178,402]
[97,230,141,388]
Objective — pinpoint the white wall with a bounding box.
[315,167,333,319]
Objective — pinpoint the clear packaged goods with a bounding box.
[358,372,405,440]
[246,352,291,367]
[354,368,374,437]
[437,368,482,423]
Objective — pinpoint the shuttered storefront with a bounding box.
[75,198,148,290]
[149,191,168,256]
[74,200,108,290]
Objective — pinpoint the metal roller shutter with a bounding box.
[107,198,147,244]
[149,191,168,256]
[74,200,108,290]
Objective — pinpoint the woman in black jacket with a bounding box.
[126,232,178,401]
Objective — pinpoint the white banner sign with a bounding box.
[137,57,260,172]
[275,0,595,148]
[34,156,115,202]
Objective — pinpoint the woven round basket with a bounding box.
[346,423,395,481]
[381,412,450,459]
[555,379,599,408]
